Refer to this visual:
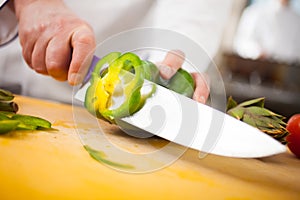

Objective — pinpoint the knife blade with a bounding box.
[74,56,286,158]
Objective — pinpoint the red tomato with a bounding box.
[286,114,300,158]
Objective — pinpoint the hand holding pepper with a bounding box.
[84,51,210,123]
[157,50,210,104]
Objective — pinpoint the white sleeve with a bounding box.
[0,0,8,8]
[148,0,233,70]
[0,0,18,46]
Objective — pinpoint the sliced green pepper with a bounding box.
[0,87,52,134]
[0,111,52,134]
[85,52,151,123]
[162,69,195,98]
[93,52,121,76]
[84,52,195,123]
[11,114,52,130]
[0,120,19,134]
[84,52,121,116]
[141,60,160,83]
[139,60,194,98]
[101,53,145,121]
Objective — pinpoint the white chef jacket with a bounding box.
[0,0,232,103]
[233,0,300,63]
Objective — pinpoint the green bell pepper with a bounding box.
[84,52,195,123]
[159,68,195,98]
[85,52,152,123]
[84,52,121,116]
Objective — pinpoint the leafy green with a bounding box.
[226,97,288,144]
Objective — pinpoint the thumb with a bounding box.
[191,72,210,104]
[157,50,185,80]
[68,26,96,85]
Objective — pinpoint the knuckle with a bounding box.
[47,63,68,81]
[47,61,62,73]
[25,23,47,36]
[75,33,95,46]
[46,59,68,81]
[73,25,95,46]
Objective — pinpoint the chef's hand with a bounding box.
[14,0,96,85]
[157,50,210,104]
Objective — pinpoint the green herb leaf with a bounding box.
[226,96,238,111]
[226,97,288,144]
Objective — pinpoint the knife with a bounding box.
[74,56,286,158]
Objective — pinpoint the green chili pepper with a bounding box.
[84,52,195,123]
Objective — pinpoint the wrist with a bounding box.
[14,0,64,20]
[14,0,35,19]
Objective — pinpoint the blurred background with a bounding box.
[216,0,300,118]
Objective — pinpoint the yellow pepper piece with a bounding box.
[94,78,110,112]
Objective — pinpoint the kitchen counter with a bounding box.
[1,96,300,200]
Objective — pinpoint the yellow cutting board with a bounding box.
[0,96,299,200]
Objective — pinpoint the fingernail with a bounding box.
[158,76,170,86]
[196,96,206,104]
[69,73,83,85]
[158,64,176,79]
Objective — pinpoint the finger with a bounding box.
[31,34,51,75]
[158,49,185,80]
[20,30,39,68]
[191,72,210,104]
[68,26,96,85]
[45,34,72,81]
